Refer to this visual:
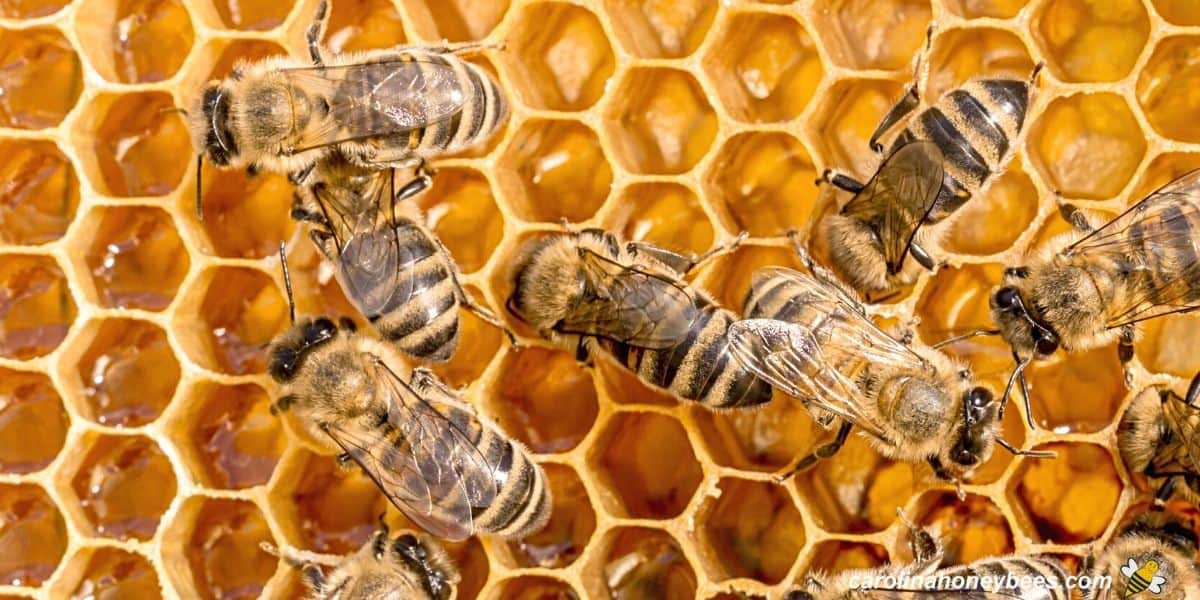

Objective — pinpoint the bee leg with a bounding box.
[786,229,865,309]
[775,421,853,482]
[1055,192,1101,234]
[290,193,326,225]
[1151,474,1180,509]
[817,168,866,194]
[301,563,326,594]
[307,0,328,66]
[1118,325,1136,384]
[575,336,593,365]
[430,235,520,347]
[1185,370,1200,407]
[625,241,696,276]
[896,507,944,573]
[909,242,937,271]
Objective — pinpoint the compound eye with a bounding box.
[994,286,1018,310]
[968,387,992,408]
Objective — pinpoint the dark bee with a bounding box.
[507,228,772,409]
[819,26,1040,297]
[1119,371,1200,506]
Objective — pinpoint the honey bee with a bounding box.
[291,154,510,362]
[818,26,1040,298]
[506,228,773,409]
[787,511,1071,599]
[991,169,1200,425]
[263,522,458,600]
[186,0,507,214]
[269,257,550,540]
[1082,511,1200,600]
[731,246,1046,483]
[1119,372,1200,506]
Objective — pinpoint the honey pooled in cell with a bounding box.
[494,347,598,454]
[0,254,76,360]
[1026,345,1124,434]
[77,319,179,427]
[282,241,360,325]
[940,167,1038,256]
[811,0,931,71]
[322,0,405,53]
[690,395,818,473]
[1031,94,1146,200]
[699,245,803,313]
[287,452,389,555]
[416,168,504,274]
[1137,36,1200,143]
[1153,0,1200,25]
[0,0,69,18]
[186,499,277,600]
[504,3,614,111]
[197,267,288,375]
[211,0,292,31]
[206,40,287,82]
[0,141,78,246]
[923,27,1034,101]
[0,483,67,587]
[603,182,713,258]
[1035,0,1148,83]
[701,478,804,584]
[498,119,612,223]
[945,0,1029,19]
[109,0,193,83]
[799,435,916,534]
[602,527,696,600]
[92,92,191,197]
[0,368,67,475]
[430,303,501,388]
[0,28,81,129]
[603,0,715,59]
[1137,313,1200,378]
[1012,442,1121,544]
[508,464,594,568]
[498,576,580,600]
[702,12,822,123]
[67,548,160,600]
[813,79,904,180]
[806,541,887,576]
[195,163,294,260]
[189,382,285,490]
[915,492,1014,566]
[706,132,818,237]
[596,412,702,519]
[606,68,717,175]
[70,434,176,541]
[85,207,189,311]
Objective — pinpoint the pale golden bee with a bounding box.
[1119,372,1200,506]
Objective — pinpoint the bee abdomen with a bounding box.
[473,439,550,539]
[408,51,506,157]
[908,107,991,190]
[373,256,460,361]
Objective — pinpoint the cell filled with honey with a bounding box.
[415,168,504,274]
[1029,93,1147,200]
[1025,345,1126,434]
[192,163,294,260]
[601,182,714,258]
[74,0,194,84]
[597,527,696,600]
[924,27,1034,101]
[492,346,599,454]
[69,434,177,541]
[0,368,67,475]
[0,27,81,130]
[83,206,189,311]
[604,67,717,175]
[603,0,715,59]
[181,498,277,600]
[939,167,1039,257]
[1137,35,1200,144]
[697,244,804,311]
[497,119,613,224]
[84,92,191,198]
[180,381,285,490]
[210,0,293,31]
[1152,0,1200,24]
[697,477,804,584]
[0,254,76,360]
[403,0,508,42]
[0,483,67,587]
[502,2,613,112]
[187,266,288,375]
[505,463,595,569]
[591,412,702,519]
[1136,312,1200,378]
[705,131,819,237]
[1010,442,1122,544]
[61,547,161,600]
[276,451,389,555]
[73,318,180,427]
[0,140,79,246]
[944,0,1029,19]
[0,0,70,18]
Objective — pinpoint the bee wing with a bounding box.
[1121,559,1137,577]
[557,247,700,348]
[281,58,468,152]
[842,141,945,273]
[1063,169,1200,328]
[321,361,499,541]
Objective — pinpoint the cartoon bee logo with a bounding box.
[1121,558,1167,597]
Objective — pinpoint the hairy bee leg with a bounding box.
[896,508,943,573]
[1055,192,1103,234]
[817,168,866,194]
[1119,325,1136,385]
[776,421,853,482]
[307,0,329,66]
[291,194,327,225]
[909,241,937,270]
[430,235,520,347]
[624,241,697,276]
[866,24,934,154]
[1185,371,1200,408]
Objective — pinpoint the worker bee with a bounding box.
[263,522,458,600]
[506,228,773,409]
[186,0,506,214]
[731,253,1046,483]
[268,256,551,540]
[1083,511,1200,600]
[1119,371,1200,506]
[818,26,1040,298]
[291,154,509,362]
[991,169,1200,425]
[787,511,1071,599]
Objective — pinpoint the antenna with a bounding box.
[195,156,204,221]
[279,242,296,324]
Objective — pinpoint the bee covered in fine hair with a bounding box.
[291,154,509,363]
[264,522,459,600]
[1119,371,1200,506]
[506,228,773,410]
[732,246,1048,483]
[268,302,551,540]
[818,25,1040,298]
[186,0,507,212]
[991,169,1200,426]
[1082,510,1200,600]
[787,511,1071,600]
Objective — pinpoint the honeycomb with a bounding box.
[1,0,1198,598]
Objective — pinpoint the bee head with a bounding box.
[392,533,457,600]
[192,83,239,167]
[268,316,342,383]
[990,276,1060,358]
[947,386,999,471]
[507,234,587,335]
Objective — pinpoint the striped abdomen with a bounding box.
[891,79,1031,221]
[1107,194,1200,320]
[1155,399,1200,497]
[370,220,460,362]
[598,302,772,409]
[388,49,506,158]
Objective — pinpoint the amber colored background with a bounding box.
[1,0,1199,598]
